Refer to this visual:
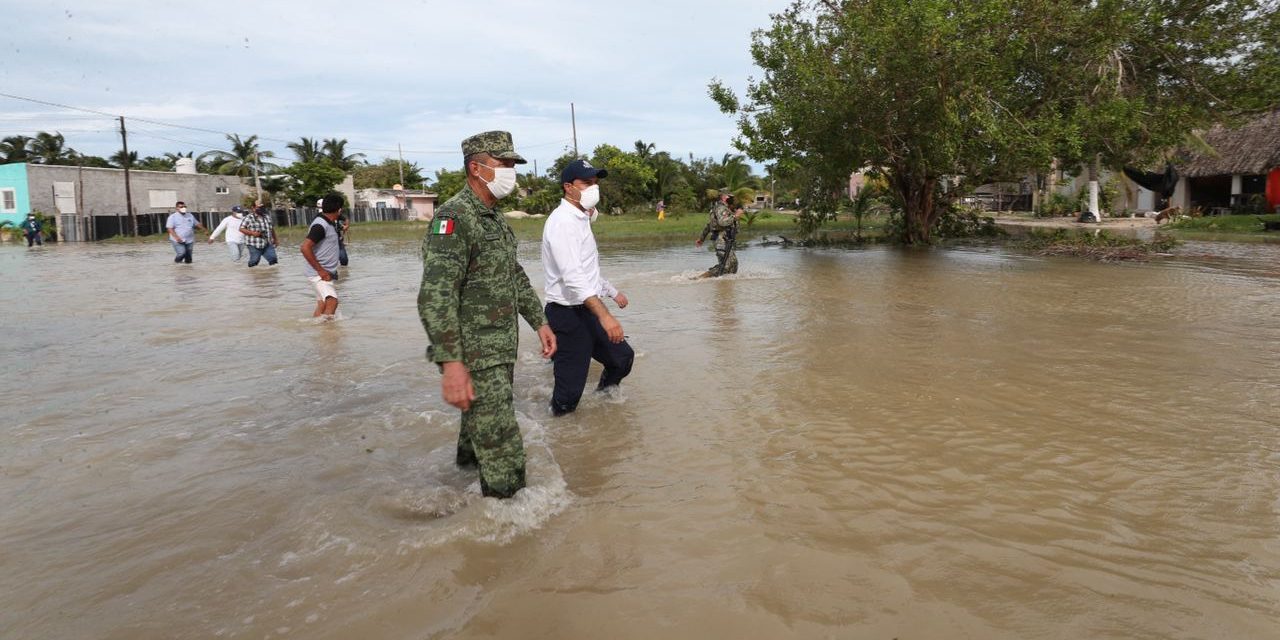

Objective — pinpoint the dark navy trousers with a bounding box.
[545,302,634,414]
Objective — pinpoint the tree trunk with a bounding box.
[893,169,938,244]
[1087,155,1101,218]
[1030,172,1041,213]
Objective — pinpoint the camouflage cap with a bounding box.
[461,130,527,164]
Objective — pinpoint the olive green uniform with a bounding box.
[699,201,739,276]
[418,186,546,498]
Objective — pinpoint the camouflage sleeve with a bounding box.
[713,204,735,229]
[418,214,469,363]
[514,262,546,330]
[698,222,712,243]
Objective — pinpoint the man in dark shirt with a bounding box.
[300,195,344,319]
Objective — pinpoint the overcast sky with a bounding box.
[0,0,785,177]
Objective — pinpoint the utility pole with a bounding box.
[397,143,405,187]
[119,116,136,236]
[533,159,538,179]
[252,151,263,204]
[570,102,578,157]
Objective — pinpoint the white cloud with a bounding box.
[0,0,784,169]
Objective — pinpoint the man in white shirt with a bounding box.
[541,159,635,416]
[207,206,247,261]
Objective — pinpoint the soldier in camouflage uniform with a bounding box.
[696,192,741,277]
[418,130,557,499]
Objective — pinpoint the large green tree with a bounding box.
[353,157,425,189]
[282,161,345,206]
[427,168,467,202]
[590,144,656,213]
[711,0,1279,243]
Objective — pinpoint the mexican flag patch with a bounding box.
[431,218,455,235]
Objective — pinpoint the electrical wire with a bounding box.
[1,91,577,160]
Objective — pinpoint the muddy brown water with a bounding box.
[2,237,1278,639]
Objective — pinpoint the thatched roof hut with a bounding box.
[1181,109,1280,177]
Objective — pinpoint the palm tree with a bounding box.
[30,132,74,165]
[322,138,364,171]
[717,153,755,192]
[0,135,32,163]
[650,151,684,201]
[198,134,279,178]
[135,156,175,171]
[288,136,322,163]
[110,149,138,168]
[633,139,656,162]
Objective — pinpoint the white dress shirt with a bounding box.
[208,214,245,244]
[542,199,617,305]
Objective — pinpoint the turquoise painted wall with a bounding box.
[0,163,31,226]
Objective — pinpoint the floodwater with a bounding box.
[2,236,1279,640]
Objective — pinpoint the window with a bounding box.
[148,189,178,209]
[375,202,386,210]
[214,186,229,194]
[1,188,15,213]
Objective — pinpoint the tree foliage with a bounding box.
[427,168,467,203]
[282,161,346,207]
[198,134,280,178]
[353,157,425,189]
[322,138,365,171]
[711,0,1280,244]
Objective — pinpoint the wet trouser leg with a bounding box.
[547,302,634,413]
[247,244,277,267]
[589,315,635,390]
[460,364,525,498]
[172,240,193,263]
[547,303,593,414]
[227,242,245,261]
[339,242,348,266]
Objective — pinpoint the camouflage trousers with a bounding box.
[455,364,526,498]
[707,247,739,277]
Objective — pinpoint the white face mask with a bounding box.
[481,165,517,199]
[576,184,601,211]
[178,207,188,213]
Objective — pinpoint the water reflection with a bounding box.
[1,238,1279,639]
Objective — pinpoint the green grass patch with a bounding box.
[1164,213,1280,236]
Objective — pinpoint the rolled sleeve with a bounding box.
[598,277,617,299]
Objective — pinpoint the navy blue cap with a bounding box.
[560,159,607,184]
[231,205,245,213]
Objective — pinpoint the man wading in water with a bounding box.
[696,191,742,278]
[417,131,556,499]
[300,195,344,320]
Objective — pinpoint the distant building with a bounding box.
[0,162,248,240]
[1174,109,1280,214]
[353,188,437,221]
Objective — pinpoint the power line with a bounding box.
[0,91,577,159]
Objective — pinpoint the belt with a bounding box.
[549,301,585,309]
